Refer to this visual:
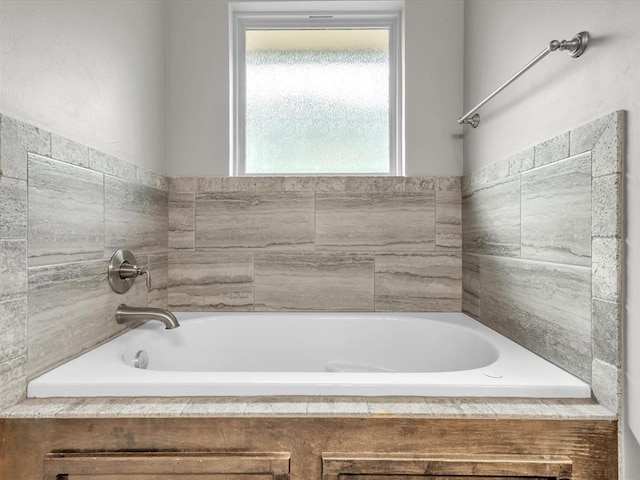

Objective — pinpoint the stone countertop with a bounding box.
[0,396,616,420]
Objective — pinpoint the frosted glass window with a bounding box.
[244,29,390,175]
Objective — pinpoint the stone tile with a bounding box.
[570,112,614,156]
[462,160,510,193]
[521,153,592,266]
[479,256,592,382]
[436,176,461,192]
[592,111,624,177]
[51,133,89,168]
[374,253,461,311]
[243,400,308,416]
[197,176,285,193]
[436,223,461,251]
[402,176,437,192]
[0,398,68,417]
[156,174,169,191]
[462,176,520,257]
[0,240,27,303]
[135,166,156,189]
[306,399,369,416]
[148,253,168,309]
[342,176,409,193]
[0,176,27,238]
[462,253,480,318]
[592,298,620,367]
[105,176,168,256]
[0,298,27,363]
[593,173,622,238]
[534,131,569,167]
[27,259,146,378]
[252,176,431,193]
[88,148,136,181]
[182,399,248,416]
[282,176,335,192]
[453,398,494,417]
[168,251,253,311]
[169,176,197,193]
[27,155,104,267]
[56,398,132,417]
[196,191,315,250]
[169,192,195,250]
[540,399,614,420]
[0,356,26,409]
[436,198,461,251]
[592,237,622,302]
[509,147,534,175]
[436,190,460,204]
[191,176,432,194]
[0,115,50,180]
[481,398,557,418]
[366,399,432,416]
[591,359,619,413]
[119,398,189,416]
[316,192,435,251]
[420,399,464,416]
[254,253,374,311]
[196,176,235,192]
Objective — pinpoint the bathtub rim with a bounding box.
[26,311,592,399]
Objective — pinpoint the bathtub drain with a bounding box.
[133,350,149,369]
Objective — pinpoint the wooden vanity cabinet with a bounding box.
[0,417,617,479]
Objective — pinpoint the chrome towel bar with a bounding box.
[458,31,589,128]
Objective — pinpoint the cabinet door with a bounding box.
[44,452,290,480]
[322,453,572,479]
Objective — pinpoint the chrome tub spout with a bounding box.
[115,304,180,329]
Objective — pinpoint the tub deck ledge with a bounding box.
[0,396,615,420]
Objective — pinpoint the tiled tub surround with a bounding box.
[168,176,462,312]
[0,110,623,418]
[0,114,169,410]
[462,111,624,412]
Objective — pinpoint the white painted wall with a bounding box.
[167,0,464,176]
[0,0,167,173]
[463,1,640,477]
[167,0,229,177]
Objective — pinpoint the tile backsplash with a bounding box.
[462,111,624,411]
[0,111,623,415]
[167,176,462,312]
[0,114,169,409]
[0,114,463,408]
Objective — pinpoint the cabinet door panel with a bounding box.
[323,453,572,479]
[339,477,550,480]
[67,476,274,480]
[44,452,290,480]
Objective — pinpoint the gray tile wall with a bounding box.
[0,114,169,408]
[462,111,624,412]
[168,176,462,312]
[4,111,620,413]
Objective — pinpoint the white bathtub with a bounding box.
[28,312,590,398]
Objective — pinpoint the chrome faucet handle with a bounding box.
[108,249,150,293]
[118,262,151,289]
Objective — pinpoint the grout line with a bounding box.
[519,171,522,260]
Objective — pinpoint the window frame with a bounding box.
[230,1,404,176]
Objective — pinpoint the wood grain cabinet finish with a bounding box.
[43,452,290,480]
[322,453,572,479]
[0,417,616,480]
